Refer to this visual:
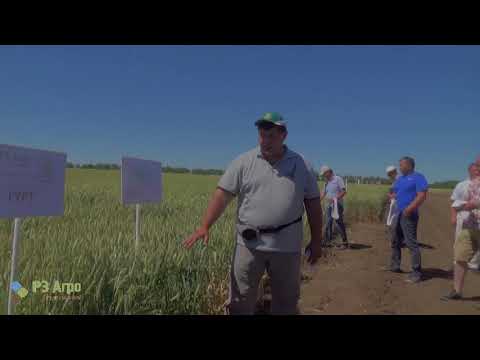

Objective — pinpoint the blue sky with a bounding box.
[1,45,478,182]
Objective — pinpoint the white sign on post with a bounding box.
[0,144,67,218]
[121,157,163,249]
[0,144,66,315]
[121,157,163,205]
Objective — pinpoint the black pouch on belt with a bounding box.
[237,223,259,241]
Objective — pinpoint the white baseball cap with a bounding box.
[386,166,397,174]
[320,165,331,176]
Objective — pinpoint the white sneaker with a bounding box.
[467,263,480,273]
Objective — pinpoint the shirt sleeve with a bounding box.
[392,182,398,194]
[415,174,429,193]
[217,156,243,196]
[337,176,346,190]
[451,183,463,201]
[390,179,398,193]
[303,159,321,200]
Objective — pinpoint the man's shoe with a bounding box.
[468,264,480,274]
[405,274,422,284]
[381,266,403,273]
[440,290,462,301]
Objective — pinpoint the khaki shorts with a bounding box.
[454,229,480,263]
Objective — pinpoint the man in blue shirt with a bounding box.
[390,156,428,283]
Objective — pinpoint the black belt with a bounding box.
[258,216,303,234]
[240,216,303,241]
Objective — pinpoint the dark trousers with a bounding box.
[326,202,348,244]
[391,212,421,275]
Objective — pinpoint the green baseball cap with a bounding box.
[255,112,287,128]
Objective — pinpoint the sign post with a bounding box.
[135,204,140,250]
[121,157,163,250]
[7,218,22,315]
[0,144,66,315]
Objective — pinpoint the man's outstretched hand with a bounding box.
[183,226,209,249]
[182,188,234,249]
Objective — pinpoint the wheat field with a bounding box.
[0,169,388,315]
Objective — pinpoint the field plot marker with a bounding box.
[0,144,66,315]
[121,157,163,250]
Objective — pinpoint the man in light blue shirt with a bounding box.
[320,165,349,249]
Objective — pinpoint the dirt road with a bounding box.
[300,191,480,315]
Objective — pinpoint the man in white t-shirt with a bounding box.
[450,163,480,272]
[442,161,480,301]
[383,165,405,259]
[386,165,400,226]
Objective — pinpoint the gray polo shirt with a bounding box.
[218,146,320,253]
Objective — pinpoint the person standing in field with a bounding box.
[386,165,400,197]
[473,155,480,271]
[385,165,402,248]
[386,165,400,221]
[441,160,480,301]
[183,112,323,315]
[471,156,480,273]
[390,156,428,283]
[386,166,399,181]
[449,163,480,273]
[320,166,349,250]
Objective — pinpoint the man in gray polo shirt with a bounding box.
[183,112,323,315]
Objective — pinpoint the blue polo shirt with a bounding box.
[393,171,428,213]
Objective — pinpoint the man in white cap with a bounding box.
[386,165,399,183]
[385,165,401,248]
[386,165,400,206]
[320,165,349,249]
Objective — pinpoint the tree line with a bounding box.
[66,162,120,170]
[337,175,392,185]
[66,163,458,188]
[66,163,223,176]
[428,180,458,190]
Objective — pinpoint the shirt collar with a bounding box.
[401,170,415,177]
[256,145,295,160]
[326,174,337,183]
